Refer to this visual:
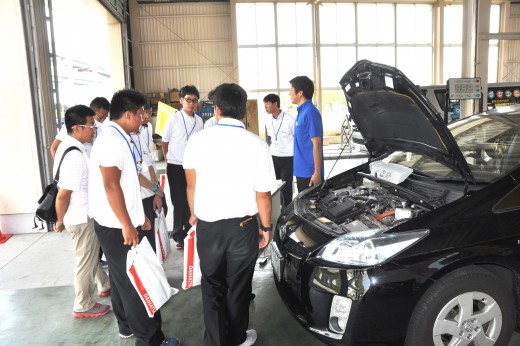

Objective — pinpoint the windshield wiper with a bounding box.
[411,169,435,178]
[433,176,467,182]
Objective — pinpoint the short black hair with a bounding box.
[65,105,95,133]
[263,93,280,107]
[89,97,110,111]
[289,76,314,100]
[211,83,247,120]
[110,89,147,121]
[180,85,200,99]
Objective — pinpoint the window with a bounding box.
[236,2,501,141]
[443,4,500,82]
[236,2,313,136]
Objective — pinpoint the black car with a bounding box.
[271,60,520,346]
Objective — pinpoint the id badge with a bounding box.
[137,161,143,175]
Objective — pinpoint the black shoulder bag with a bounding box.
[35,146,81,223]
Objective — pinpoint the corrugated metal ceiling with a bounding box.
[133,2,234,100]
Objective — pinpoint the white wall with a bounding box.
[0,0,44,234]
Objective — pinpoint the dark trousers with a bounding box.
[296,176,324,193]
[140,195,169,253]
[272,155,293,208]
[94,221,164,346]
[166,163,190,243]
[197,216,259,346]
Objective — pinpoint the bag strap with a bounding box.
[54,146,81,182]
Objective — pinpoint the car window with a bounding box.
[389,152,459,178]
[389,115,520,182]
[451,116,519,180]
[493,184,520,213]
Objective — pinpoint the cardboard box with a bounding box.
[149,92,165,105]
[169,89,180,103]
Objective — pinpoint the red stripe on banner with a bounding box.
[185,231,195,288]
[157,229,166,262]
[128,263,157,316]
[160,174,166,189]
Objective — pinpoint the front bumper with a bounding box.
[271,239,426,345]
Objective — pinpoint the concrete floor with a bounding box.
[0,231,323,346]
[3,231,520,346]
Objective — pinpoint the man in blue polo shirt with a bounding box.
[289,76,324,192]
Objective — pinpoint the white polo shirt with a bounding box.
[265,111,295,157]
[203,116,218,129]
[89,121,145,228]
[162,110,203,165]
[135,123,154,167]
[53,136,89,226]
[130,126,155,199]
[183,117,277,222]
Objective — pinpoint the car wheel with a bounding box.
[405,266,515,346]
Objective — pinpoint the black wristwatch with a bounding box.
[260,224,272,232]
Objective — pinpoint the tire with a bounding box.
[405,266,515,346]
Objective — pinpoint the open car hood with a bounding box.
[340,60,473,180]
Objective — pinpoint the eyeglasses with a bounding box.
[183,97,199,104]
[74,124,97,130]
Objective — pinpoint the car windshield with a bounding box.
[389,110,520,183]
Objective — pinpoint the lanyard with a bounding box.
[130,133,143,162]
[109,125,138,175]
[181,111,197,141]
[217,123,244,129]
[145,126,151,152]
[272,112,285,141]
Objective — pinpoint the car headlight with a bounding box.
[316,229,428,266]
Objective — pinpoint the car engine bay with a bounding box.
[306,162,467,234]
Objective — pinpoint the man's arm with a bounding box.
[54,188,72,232]
[137,171,164,197]
[99,166,139,247]
[162,142,169,161]
[256,191,272,249]
[309,136,322,187]
[139,165,164,212]
[50,139,62,159]
[185,168,198,226]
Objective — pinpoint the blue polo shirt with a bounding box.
[294,100,324,178]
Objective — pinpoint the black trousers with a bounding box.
[166,163,190,243]
[94,221,164,346]
[272,155,293,208]
[197,216,259,346]
[140,195,169,253]
[296,176,324,193]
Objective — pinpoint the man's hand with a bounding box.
[309,173,322,187]
[54,221,65,233]
[142,216,152,231]
[153,194,163,213]
[189,214,198,226]
[122,225,139,247]
[259,230,270,249]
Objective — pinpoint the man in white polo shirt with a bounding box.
[130,98,167,250]
[54,105,110,319]
[89,89,179,346]
[51,97,110,159]
[184,83,277,346]
[161,85,203,249]
[263,93,295,208]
